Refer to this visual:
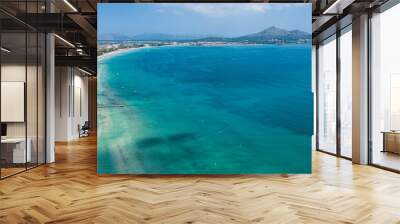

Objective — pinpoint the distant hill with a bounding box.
[199,26,311,43]
[130,33,210,41]
[98,33,131,41]
[235,26,311,42]
[98,33,211,41]
[99,26,311,43]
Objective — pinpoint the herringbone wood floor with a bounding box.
[1,135,400,224]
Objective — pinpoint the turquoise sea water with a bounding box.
[98,44,312,174]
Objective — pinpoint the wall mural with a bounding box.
[97,3,313,174]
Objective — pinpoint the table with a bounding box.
[382,131,400,154]
[1,138,31,163]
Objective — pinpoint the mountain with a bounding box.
[98,33,211,41]
[99,27,311,43]
[98,33,131,41]
[131,33,210,41]
[197,26,310,43]
[236,26,311,42]
[246,26,291,37]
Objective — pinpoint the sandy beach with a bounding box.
[97,46,150,61]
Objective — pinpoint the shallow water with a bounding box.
[98,44,312,174]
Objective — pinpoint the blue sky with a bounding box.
[98,3,311,37]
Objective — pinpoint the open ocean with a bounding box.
[97,44,312,174]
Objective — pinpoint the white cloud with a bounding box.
[182,4,270,17]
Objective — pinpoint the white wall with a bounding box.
[55,67,89,141]
[1,64,42,137]
[71,73,89,138]
[1,82,25,122]
[1,65,27,139]
[55,66,70,141]
[1,63,46,164]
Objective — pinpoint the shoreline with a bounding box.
[97,43,310,62]
[97,44,179,61]
[97,46,150,61]
[97,43,310,61]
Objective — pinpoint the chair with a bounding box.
[79,121,90,138]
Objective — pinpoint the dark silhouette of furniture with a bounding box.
[382,131,400,154]
[79,121,90,138]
